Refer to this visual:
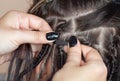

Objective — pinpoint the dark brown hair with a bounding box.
[7,0,120,81]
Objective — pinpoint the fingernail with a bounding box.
[46,32,59,40]
[69,36,77,47]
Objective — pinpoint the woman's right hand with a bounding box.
[52,36,107,81]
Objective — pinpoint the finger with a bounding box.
[63,45,68,53]
[65,36,82,67]
[2,11,52,32]
[0,54,12,65]
[14,30,59,44]
[19,12,52,31]
[81,45,103,62]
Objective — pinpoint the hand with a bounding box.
[0,11,58,55]
[52,36,107,81]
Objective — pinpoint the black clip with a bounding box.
[54,40,68,46]
[45,0,53,3]
[113,0,120,4]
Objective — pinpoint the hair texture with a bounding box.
[7,0,120,81]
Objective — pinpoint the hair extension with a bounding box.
[7,44,33,81]
[17,44,51,80]
[7,0,120,81]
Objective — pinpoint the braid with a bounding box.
[107,35,119,81]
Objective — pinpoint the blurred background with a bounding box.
[0,0,32,16]
[0,0,32,80]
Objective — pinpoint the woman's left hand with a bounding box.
[0,11,58,64]
[0,11,56,54]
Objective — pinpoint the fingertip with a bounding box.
[28,14,52,32]
[68,36,81,53]
[63,46,68,53]
[19,30,59,44]
[46,32,59,41]
[69,36,77,47]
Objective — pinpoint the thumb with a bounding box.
[65,36,82,67]
[13,30,59,44]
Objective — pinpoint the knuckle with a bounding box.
[34,32,41,42]
[92,62,107,76]
[6,10,18,16]
[69,50,81,56]
[69,47,81,54]
[91,48,99,54]
[34,32,39,42]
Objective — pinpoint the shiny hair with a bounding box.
[7,0,120,81]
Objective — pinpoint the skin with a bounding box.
[52,40,107,81]
[0,11,107,81]
[0,10,53,64]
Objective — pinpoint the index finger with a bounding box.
[81,45,103,62]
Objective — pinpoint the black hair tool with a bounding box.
[54,39,68,46]
[54,39,68,69]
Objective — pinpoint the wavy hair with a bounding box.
[7,0,120,81]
